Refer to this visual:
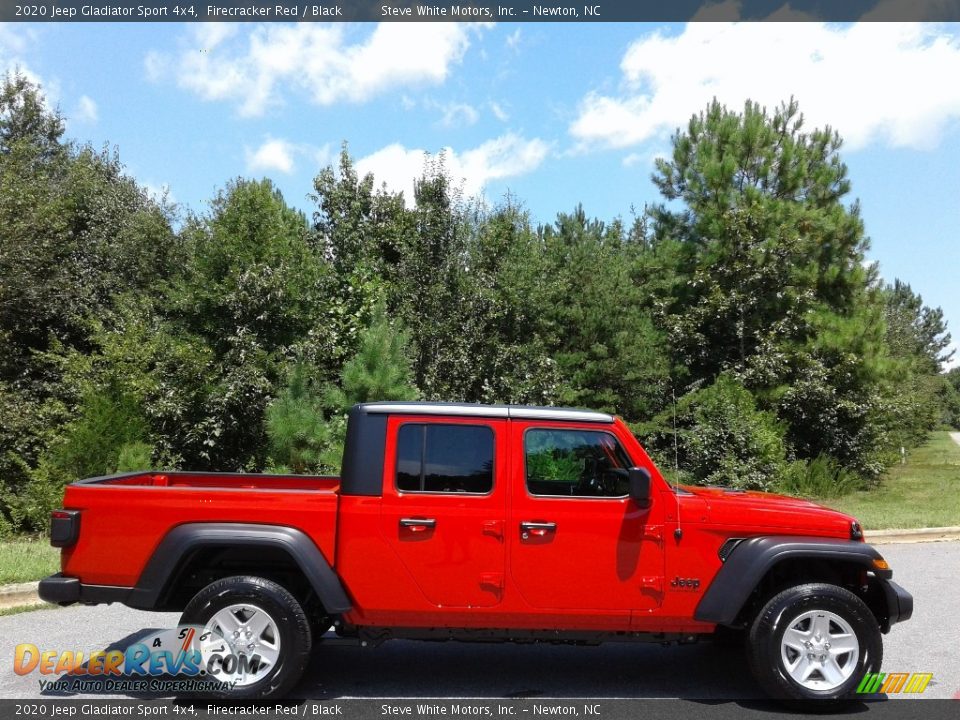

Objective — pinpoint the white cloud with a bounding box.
[148,23,487,116]
[73,95,98,124]
[0,24,30,58]
[0,26,62,112]
[143,181,176,206]
[622,147,668,168]
[489,101,509,122]
[143,50,166,83]
[311,143,334,169]
[244,137,332,175]
[570,23,960,152]
[506,28,523,50]
[0,25,40,86]
[246,138,295,174]
[944,342,959,371]
[435,100,479,128]
[357,133,550,204]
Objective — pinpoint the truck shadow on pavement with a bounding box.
[300,636,765,700]
[33,628,879,713]
[37,627,176,698]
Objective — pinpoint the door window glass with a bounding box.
[396,424,494,494]
[525,429,631,497]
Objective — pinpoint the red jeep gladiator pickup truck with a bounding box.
[40,402,912,701]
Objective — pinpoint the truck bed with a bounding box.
[60,471,340,588]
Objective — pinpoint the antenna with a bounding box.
[671,386,682,541]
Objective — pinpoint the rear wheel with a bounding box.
[747,583,882,700]
[180,575,312,699]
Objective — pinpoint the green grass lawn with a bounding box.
[0,603,53,616]
[0,537,59,585]
[830,431,960,531]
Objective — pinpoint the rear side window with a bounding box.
[396,424,494,494]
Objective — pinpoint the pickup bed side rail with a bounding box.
[131,523,352,613]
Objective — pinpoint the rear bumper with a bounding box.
[880,578,913,629]
[38,573,131,607]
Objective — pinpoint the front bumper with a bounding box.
[881,578,913,628]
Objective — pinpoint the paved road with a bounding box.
[1,542,956,701]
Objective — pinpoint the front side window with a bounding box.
[525,429,632,497]
[396,423,494,494]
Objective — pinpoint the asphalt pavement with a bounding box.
[0,541,956,701]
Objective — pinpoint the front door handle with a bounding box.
[400,518,436,532]
[520,521,556,539]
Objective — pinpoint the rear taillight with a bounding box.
[50,509,80,548]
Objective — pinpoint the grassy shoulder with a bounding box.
[829,431,960,531]
[0,537,58,585]
[0,603,53,617]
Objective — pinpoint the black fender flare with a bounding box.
[694,536,890,626]
[126,523,352,614]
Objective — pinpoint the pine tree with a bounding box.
[648,98,895,479]
[325,308,419,409]
[266,310,418,474]
[265,365,331,475]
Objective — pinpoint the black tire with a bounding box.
[747,583,882,701]
[180,575,312,699]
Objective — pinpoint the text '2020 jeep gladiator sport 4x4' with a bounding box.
[40,402,913,700]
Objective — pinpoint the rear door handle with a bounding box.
[400,518,436,532]
[520,521,556,538]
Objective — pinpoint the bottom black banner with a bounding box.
[1,699,957,720]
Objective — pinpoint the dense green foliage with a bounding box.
[266,309,418,475]
[1,77,955,533]
[645,375,788,491]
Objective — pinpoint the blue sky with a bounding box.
[2,21,959,367]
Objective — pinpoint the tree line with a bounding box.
[1,74,957,534]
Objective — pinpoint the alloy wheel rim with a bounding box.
[202,603,281,687]
[780,609,860,691]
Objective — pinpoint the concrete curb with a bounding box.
[2,527,959,611]
[0,580,46,610]
[866,526,960,545]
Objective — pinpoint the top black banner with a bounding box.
[3,0,960,23]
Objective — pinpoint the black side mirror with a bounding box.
[628,467,652,506]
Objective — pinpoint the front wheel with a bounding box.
[747,583,882,700]
[180,576,312,699]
